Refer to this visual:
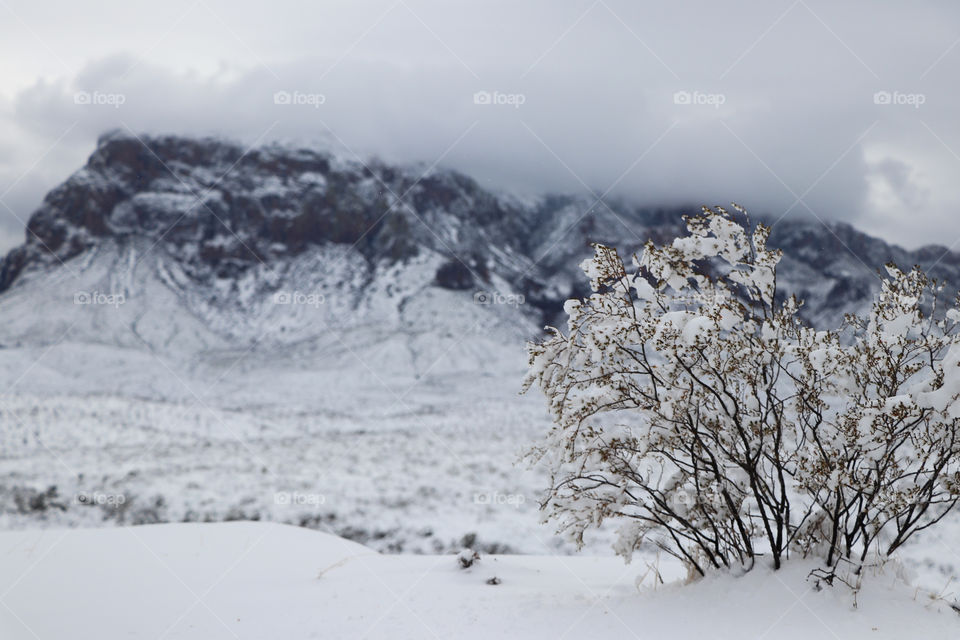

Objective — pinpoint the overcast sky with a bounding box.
[1,0,959,254]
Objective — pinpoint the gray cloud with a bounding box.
[1,0,959,254]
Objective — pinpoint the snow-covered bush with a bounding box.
[524,205,960,578]
[458,548,480,569]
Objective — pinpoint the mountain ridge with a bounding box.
[2,130,959,348]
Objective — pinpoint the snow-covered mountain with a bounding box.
[5,130,960,359]
[0,131,551,367]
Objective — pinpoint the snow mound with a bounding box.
[1,522,957,639]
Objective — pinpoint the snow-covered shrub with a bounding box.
[458,548,480,569]
[524,205,960,578]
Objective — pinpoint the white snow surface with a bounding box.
[1,521,957,639]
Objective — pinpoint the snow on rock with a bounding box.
[0,522,957,639]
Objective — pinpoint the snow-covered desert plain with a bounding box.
[2,329,960,639]
[0,343,560,556]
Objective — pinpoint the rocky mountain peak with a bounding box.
[2,132,960,338]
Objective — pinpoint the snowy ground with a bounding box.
[2,335,960,592]
[1,521,958,639]
[0,253,958,597]
[0,337,587,556]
